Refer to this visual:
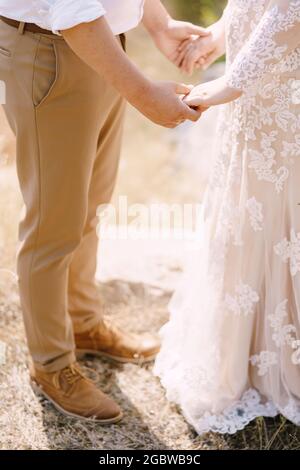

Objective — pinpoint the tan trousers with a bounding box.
[0,21,126,372]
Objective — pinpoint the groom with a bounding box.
[0,0,206,423]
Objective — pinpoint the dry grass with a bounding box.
[1,277,300,450]
[0,27,300,451]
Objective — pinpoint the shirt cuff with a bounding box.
[48,0,106,35]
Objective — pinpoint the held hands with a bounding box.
[150,18,225,75]
[140,81,204,128]
[163,18,241,112]
[184,75,242,108]
[151,18,211,67]
[137,75,242,129]
[138,15,239,128]
[174,19,226,75]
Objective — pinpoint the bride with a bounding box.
[154,0,300,434]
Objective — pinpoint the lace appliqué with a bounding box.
[194,388,300,434]
[195,389,277,435]
[281,401,300,426]
[224,282,259,316]
[274,230,300,276]
[292,80,300,104]
[226,3,300,91]
[246,197,264,231]
[250,351,278,376]
[268,299,300,365]
[225,0,267,66]
[282,134,300,158]
[248,131,289,193]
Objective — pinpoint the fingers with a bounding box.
[175,45,203,74]
[197,56,207,66]
[194,55,208,71]
[178,38,193,53]
[183,93,207,107]
[181,103,202,122]
[196,49,219,71]
[181,48,202,75]
[173,47,188,69]
[176,41,199,69]
[174,83,193,95]
[184,48,216,74]
[185,24,211,37]
[175,38,216,74]
[169,48,182,64]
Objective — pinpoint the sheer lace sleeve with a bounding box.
[226,0,300,91]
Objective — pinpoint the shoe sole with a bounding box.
[76,348,158,364]
[31,381,123,425]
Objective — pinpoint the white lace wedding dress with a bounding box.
[154,0,300,434]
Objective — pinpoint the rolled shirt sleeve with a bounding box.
[40,0,106,34]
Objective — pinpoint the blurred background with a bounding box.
[165,0,226,24]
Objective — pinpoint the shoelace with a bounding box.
[52,363,96,389]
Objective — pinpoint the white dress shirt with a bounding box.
[0,0,145,35]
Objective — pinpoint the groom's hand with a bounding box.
[151,20,211,67]
[62,15,201,128]
[142,0,210,72]
[137,81,202,128]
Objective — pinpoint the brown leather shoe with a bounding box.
[75,317,160,364]
[30,362,123,424]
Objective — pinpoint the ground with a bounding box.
[1,252,299,450]
[0,27,300,450]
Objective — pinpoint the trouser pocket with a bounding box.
[32,38,59,108]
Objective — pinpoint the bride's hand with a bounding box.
[184,76,242,107]
[175,18,226,75]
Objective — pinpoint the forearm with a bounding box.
[142,0,171,35]
[61,17,151,107]
[61,14,202,128]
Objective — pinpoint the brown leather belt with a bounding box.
[0,15,56,35]
[0,15,126,49]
